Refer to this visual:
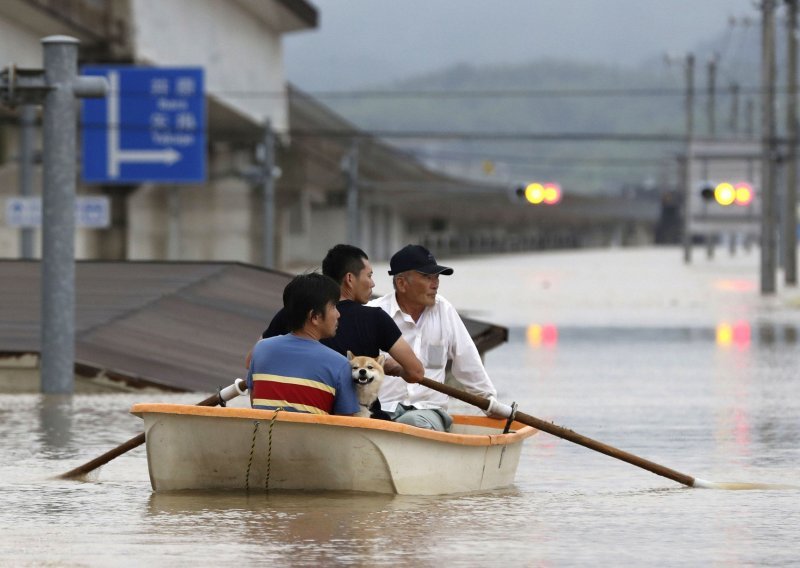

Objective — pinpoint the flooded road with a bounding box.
[2,247,799,566]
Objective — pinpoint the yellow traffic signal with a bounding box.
[714,182,736,205]
[700,181,755,207]
[521,182,561,205]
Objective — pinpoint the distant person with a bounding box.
[247,273,359,415]
[368,244,499,431]
[256,244,424,385]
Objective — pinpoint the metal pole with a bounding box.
[19,105,36,259]
[707,57,717,138]
[166,186,181,260]
[262,120,276,268]
[761,0,778,294]
[40,36,79,393]
[682,54,695,264]
[785,0,798,286]
[346,140,360,246]
[729,82,740,135]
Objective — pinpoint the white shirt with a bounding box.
[368,292,497,412]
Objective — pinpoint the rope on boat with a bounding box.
[245,421,260,492]
[265,408,282,492]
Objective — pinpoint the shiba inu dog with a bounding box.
[347,351,385,418]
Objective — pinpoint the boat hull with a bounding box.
[131,404,536,495]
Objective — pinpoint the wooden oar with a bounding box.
[58,379,247,480]
[420,378,790,490]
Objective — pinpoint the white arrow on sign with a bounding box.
[106,71,182,178]
[114,148,182,165]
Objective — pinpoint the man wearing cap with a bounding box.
[368,244,498,431]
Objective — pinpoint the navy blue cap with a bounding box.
[388,245,454,276]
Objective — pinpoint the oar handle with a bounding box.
[59,379,247,480]
[419,377,697,488]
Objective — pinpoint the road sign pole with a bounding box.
[39,36,107,394]
[41,36,81,394]
[19,105,36,259]
[1,36,106,394]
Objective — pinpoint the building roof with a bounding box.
[0,260,507,392]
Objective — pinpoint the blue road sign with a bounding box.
[81,66,205,184]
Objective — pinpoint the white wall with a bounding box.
[129,0,289,130]
[0,15,44,66]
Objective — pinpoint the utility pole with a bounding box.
[705,55,718,261]
[344,140,360,246]
[682,53,696,264]
[729,82,740,135]
[707,56,717,138]
[261,120,276,268]
[762,0,778,294]
[785,0,799,286]
[0,36,107,394]
[18,105,36,259]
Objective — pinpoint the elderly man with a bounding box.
[368,244,498,431]
[248,273,359,415]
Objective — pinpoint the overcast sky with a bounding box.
[285,0,760,91]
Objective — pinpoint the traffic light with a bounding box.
[700,181,754,207]
[515,182,562,205]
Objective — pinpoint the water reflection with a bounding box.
[37,394,74,458]
[146,488,526,560]
[715,321,751,348]
[519,322,800,350]
[526,324,558,348]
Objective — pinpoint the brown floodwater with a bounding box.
[2,248,799,566]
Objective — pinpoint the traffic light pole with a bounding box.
[785,0,798,286]
[761,0,778,295]
[707,57,717,138]
[682,54,696,265]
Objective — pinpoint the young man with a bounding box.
[248,273,359,415]
[259,244,424,384]
[368,244,499,431]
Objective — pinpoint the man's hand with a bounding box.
[383,357,422,383]
[387,338,424,383]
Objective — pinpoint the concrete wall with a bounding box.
[129,0,289,130]
[0,14,44,66]
[0,354,136,394]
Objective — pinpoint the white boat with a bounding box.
[131,403,537,495]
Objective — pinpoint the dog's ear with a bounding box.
[376,354,385,366]
[347,350,354,361]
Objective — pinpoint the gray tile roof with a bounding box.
[0,260,507,392]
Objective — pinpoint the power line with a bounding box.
[42,85,784,101]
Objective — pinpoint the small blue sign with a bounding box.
[81,66,205,184]
[5,196,110,228]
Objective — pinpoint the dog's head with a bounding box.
[347,351,385,385]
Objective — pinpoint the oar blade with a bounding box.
[693,478,797,490]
